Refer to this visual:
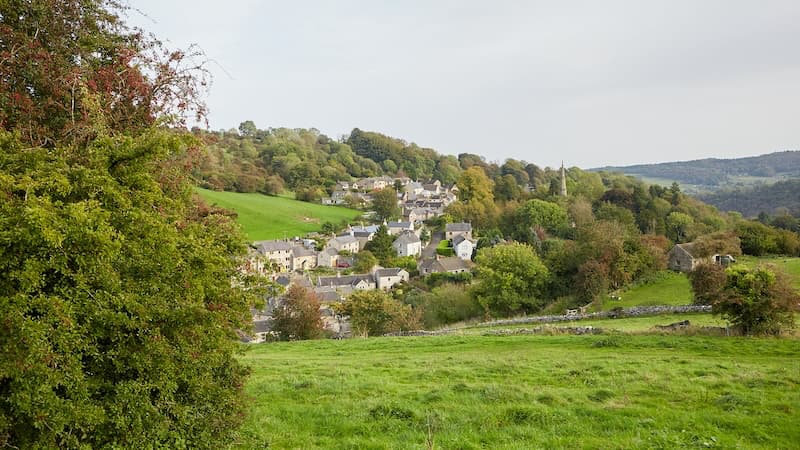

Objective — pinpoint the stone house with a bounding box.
[290,246,317,271]
[254,240,294,271]
[374,268,410,291]
[327,235,360,254]
[667,243,736,273]
[445,222,473,240]
[387,221,414,235]
[419,256,473,275]
[392,231,422,258]
[316,273,376,291]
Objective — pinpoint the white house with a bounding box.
[392,231,422,258]
[452,235,476,261]
[374,268,410,291]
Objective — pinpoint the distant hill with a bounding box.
[696,180,800,218]
[593,151,800,194]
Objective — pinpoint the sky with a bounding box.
[128,0,800,169]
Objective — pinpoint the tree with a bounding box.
[238,120,257,137]
[472,243,550,316]
[0,2,255,447]
[271,286,325,340]
[364,225,396,264]
[688,263,727,305]
[335,290,420,337]
[372,187,400,220]
[513,199,568,242]
[712,266,797,335]
[353,250,378,273]
[666,211,694,243]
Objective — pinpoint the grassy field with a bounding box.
[235,334,800,449]
[462,313,728,334]
[195,188,360,241]
[738,256,800,290]
[597,271,692,311]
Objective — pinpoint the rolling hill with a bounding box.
[195,188,361,241]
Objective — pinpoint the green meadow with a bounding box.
[195,188,361,241]
[597,271,693,311]
[235,334,800,449]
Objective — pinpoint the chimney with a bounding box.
[436,254,441,261]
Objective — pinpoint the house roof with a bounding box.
[387,221,412,229]
[452,235,473,247]
[291,246,316,258]
[333,235,359,245]
[317,273,375,288]
[254,240,293,253]
[375,268,407,278]
[674,243,697,257]
[422,257,473,273]
[446,222,472,232]
[393,231,420,246]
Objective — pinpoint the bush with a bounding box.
[419,284,484,328]
[688,263,727,305]
[335,290,421,337]
[712,266,797,335]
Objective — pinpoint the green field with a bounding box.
[597,271,693,311]
[235,334,800,449]
[462,313,728,335]
[195,188,361,241]
[738,256,800,290]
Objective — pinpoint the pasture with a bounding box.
[235,334,800,449]
[195,188,361,241]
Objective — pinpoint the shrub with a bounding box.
[712,266,797,335]
[335,290,421,337]
[688,263,727,305]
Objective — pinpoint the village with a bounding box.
[244,176,477,340]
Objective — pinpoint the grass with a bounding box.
[235,334,800,449]
[597,271,692,311]
[737,256,800,290]
[461,313,728,334]
[195,187,361,241]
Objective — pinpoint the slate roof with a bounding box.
[387,221,412,229]
[291,246,316,258]
[317,274,375,288]
[452,235,473,247]
[333,235,359,245]
[421,257,473,273]
[393,231,420,246]
[254,240,293,253]
[446,222,472,233]
[375,268,407,278]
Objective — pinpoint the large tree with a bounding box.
[0,1,257,447]
[372,187,400,221]
[472,242,550,316]
[271,285,325,340]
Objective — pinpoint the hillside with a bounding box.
[696,179,800,218]
[593,151,800,194]
[195,188,360,241]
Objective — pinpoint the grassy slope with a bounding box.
[598,271,693,311]
[738,256,800,290]
[236,335,800,449]
[195,188,360,241]
[463,313,728,334]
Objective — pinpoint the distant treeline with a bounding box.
[697,180,800,218]
[595,151,800,186]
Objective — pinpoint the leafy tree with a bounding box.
[472,243,550,316]
[0,2,256,447]
[513,199,569,241]
[419,284,484,328]
[736,220,779,256]
[238,120,258,137]
[372,187,400,221]
[0,131,258,448]
[335,290,420,337]
[712,266,797,335]
[666,211,694,243]
[364,225,396,264]
[688,263,727,305]
[271,285,325,340]
[353,250,378,273]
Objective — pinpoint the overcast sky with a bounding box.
[128,1,800,168]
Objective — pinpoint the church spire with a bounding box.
[560,161,567,197]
